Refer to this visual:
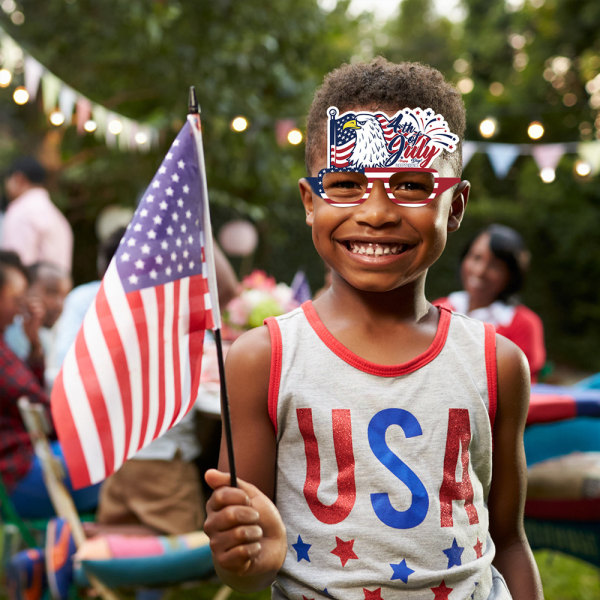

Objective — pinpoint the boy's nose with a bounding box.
[354,180,400,226]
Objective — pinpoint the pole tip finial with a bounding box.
[188,86,199,114]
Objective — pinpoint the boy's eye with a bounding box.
[322,173,367,194]
[389,172,434,200]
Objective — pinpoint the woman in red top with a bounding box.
[436,224,546,381]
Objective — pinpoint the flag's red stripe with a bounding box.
[153,284,166,439]
[129,288,150,452]
[188,275,208,402]
[170,280,182,427]
[73,328,112,475]
[51,372,93,489]
[96,283,132,467]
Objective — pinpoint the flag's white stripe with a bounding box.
[61,342,106,483]
[103,264,143,460]
[159,281,176,437]
[81,298,125,471]
[177,277,192,422]
[188,115,221,329]
[140,287,160,448]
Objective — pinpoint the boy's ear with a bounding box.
[447,180,470,233]
[298,178,315,226]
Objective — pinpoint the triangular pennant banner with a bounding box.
[24,55,44,100]
[531,143,566,171]
[58,86,77,123]
[75,96,92,134]
[462,141,478,169]
[41,71,61,114]
[486,143,520,178]
[577,141,600,175]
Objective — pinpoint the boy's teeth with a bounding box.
[348,242,404,255]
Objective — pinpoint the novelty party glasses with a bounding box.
[306,167,461,208]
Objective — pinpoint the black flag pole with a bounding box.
[188,86,237,487]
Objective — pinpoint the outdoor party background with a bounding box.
[1,1,600,598]
[1,0,599,378]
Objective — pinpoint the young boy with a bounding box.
[204,58,543,599]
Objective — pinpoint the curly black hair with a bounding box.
[0,250,30,290]
[305,57,465,175]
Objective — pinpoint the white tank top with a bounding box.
[265,302,512,599]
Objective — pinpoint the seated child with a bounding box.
[204,58,544,599]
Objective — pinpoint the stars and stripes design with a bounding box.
[289,531,482,599]
[329,111,359,168]
[51,116,217,489]
[326,106,459,171]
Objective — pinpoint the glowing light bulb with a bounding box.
[84,119,97,133]
[0,68,12,87]
[231,116,248,132]
[527,121,544,140]
[12,86,29,105]
[287,129,303,145]
[539,167,555,183]
[479,118,497,138]
[108,119,123,135]
[135,131,148,145]
[574,160,592,178]
[49,110,65,126]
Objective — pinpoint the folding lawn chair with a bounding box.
[0,468,48,576]
[18,396,232,600]
[523,383,600,568]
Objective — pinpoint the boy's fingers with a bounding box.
[205,469,264,500]
[213,542,262,574]
[204,468,234,490]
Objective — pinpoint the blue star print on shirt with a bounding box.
[292,535,311,562]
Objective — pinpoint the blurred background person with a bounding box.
[4,261,72,389]
[0,250,98,518]
[1,156,73,274]
[436,223,546,381]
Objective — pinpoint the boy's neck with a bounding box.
[318,274,431,324]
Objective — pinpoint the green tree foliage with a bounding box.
[379,0,600,371]
[1,0,599,371]
[0,0,365,287]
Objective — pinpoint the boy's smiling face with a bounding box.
[299,109,469,294]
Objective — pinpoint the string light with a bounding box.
[574,160,592,178]
[527,121,545,140]
[539,167,555,183]
[83,119,97,133]
[231,116,249,132]
[479,118,497,138]
[49,109,65,126]
[287,128,303,145]
[108,119,123,135]
[135,131,148,145]
[0,68,12,87]
[12,86,29,105]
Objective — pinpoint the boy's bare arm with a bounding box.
[488,334,544,599]
[204,326,287,592]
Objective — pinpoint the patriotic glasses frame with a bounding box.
[306,167,461,208]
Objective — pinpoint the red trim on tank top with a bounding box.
[301,301,452,377]
[484,322,498,432]
[265,316,282,434]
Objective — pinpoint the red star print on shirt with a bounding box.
[431,580,453,599]
[331,536,359,567]
[363,588,384,599]
[473,538,483,558]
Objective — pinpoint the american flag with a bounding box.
[51,116,217,489]
[329,112,359,168]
